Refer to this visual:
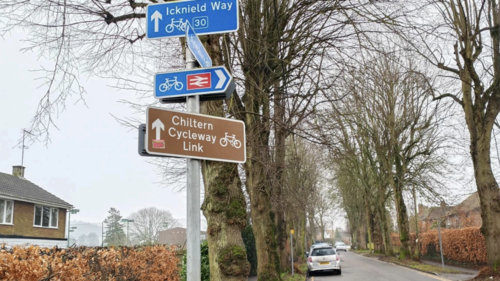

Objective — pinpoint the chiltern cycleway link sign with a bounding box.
[154,66,233,99]
[146,107,246,163]
[146,0,239,39]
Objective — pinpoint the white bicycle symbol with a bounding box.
[159,76,183,92]
[220,132,242,149]
[165,18,187,33]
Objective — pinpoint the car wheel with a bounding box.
[307,270,313,277]
[337,269,342,275]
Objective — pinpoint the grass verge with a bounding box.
[280,262,307,281]
[379,256,462,274]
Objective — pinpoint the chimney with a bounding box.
[12,166,25,178]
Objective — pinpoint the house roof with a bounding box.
[0,172,73,209]
[454,192,480,214]
[419,192,480,222]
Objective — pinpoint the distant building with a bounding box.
[0,166,74,248]
[158,227,206,248]
[418,192,482,232]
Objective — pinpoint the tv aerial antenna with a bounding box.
[18,129,34,166]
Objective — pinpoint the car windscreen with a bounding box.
[312,248,336,256]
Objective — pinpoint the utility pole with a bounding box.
[438,200,446,268]
[413,186,419,258]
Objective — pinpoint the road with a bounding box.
[308,251,449,281]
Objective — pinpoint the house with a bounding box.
[158,227,207,248]
[418,192,482,232]
[0,166,74,248]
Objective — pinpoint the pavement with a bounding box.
[420,259,479,281]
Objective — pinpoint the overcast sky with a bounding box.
[0,31,204,229]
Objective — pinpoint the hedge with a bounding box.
[0,245,179,281]
[390,227,487,265]
[419,227,487,265]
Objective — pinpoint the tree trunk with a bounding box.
[200,34,250,280]
[377,204,392,255]
[393,179,411,258]
[300,214,306,256]
[460,52,500,265]
[309,208,317,243]
[363,194,374,249]
[202,160,250,280]
[377,185,392,255]
[359,223,367,249]
[471,123,500,265]
[273,90,288,271]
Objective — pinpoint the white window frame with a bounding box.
[0,199,14,225]
[33,205,59,229]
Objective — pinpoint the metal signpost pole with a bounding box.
[186,48,201,281]
[291,230,294,276]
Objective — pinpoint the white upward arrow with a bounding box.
[152,118,164,140]
[215,70,226,89]
[151,11,162,33]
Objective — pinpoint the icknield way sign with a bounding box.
[146,0,239,39]
[146,107,246,163]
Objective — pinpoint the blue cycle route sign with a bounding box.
[154,66,233,99]
[146,0,239,39]
[186,22,212,68]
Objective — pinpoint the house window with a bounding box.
[0,199,13,224]
[34,206,58,228]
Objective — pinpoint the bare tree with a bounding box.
[128,207,178,245]
[384,0,500,265]
[320,47,451,257]
[87,232,100,247]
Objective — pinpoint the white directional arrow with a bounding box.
[215,70,226,89]
[152,118,164,140]
[151,11,162,33]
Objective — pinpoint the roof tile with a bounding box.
[0,172,72,208]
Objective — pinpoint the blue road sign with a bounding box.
[146,0,239,39]
[154,66,233,99]
[186,22,212,68]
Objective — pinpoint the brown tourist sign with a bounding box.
[145,106,246,163]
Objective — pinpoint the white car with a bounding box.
[307,246,341,276]
[335,242,347,252]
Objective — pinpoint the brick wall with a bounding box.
[0,200,66,239]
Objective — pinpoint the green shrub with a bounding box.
[180,241,210,281]
[242,223,258,276]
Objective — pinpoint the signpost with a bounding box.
[186,22,212,68]
[146,0,239,39]
[291,229,294,276]
[145,106,246,163]
[154,66,234,99]
[144,1,242,279]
